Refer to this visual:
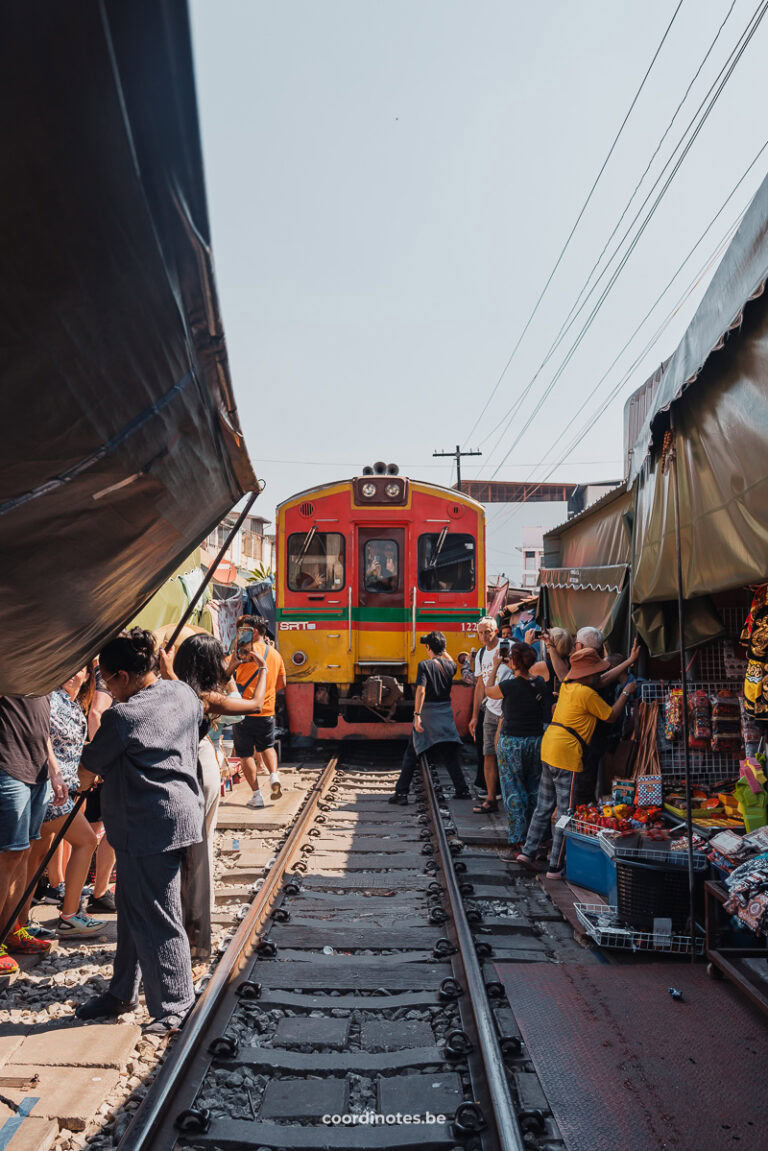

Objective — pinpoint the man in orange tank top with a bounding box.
[232,617,286,809]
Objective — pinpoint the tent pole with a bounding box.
[165,491,259,651]
[669,414,697,961]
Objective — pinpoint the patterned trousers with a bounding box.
[521,762,578,872]
[496,734,542,845]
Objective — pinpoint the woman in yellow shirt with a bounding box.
[516,647,637,878]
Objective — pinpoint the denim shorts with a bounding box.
[0,771,48,852]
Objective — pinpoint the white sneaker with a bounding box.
[247,792,265,809]
[270,773,282,800]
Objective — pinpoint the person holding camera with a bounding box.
[389,632,470,804]
[484,642,553,859]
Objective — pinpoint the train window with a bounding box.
[363,539,399,593]
[418,533,475,592]
[287,532,345,591]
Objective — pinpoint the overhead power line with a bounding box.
[481,0,753,467]
[486,133,768,536]
[486,0,768,480]
[464,0,686,444]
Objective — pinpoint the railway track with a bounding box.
[118,755,563,1151]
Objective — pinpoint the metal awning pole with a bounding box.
[165,491,259,651]
[669,415,697,961]
[0,793,88,948]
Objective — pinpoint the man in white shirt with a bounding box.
[468,617,512,811]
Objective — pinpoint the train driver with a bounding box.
[365,541,398,593]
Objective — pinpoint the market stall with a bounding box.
[545,168,768,987]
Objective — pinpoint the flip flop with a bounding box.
[472,800,498,814]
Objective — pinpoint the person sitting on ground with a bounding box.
[390,631,471,804]
[0,695,67,975]
[516,646,637,879]
[484,643,553,862]
[159,633,267,959]
[75,628,204,1031]
[468,617,512,814]
[20,667,106,939]
[232,616,286,809]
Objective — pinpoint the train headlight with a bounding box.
[385,481,401,498]
[292,650,308,666]
[361,482,376,498]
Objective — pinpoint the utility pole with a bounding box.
[432,444,482,493]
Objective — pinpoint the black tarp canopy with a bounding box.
[0,1,256,693]
[628,169,768,624]
[537,487,632,651]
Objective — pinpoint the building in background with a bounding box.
[459,479,620,586]
[202,512,275,576]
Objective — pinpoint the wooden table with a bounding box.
[705,879,768,1017]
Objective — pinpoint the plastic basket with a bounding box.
[599,836,709,871]
[615,857,703,933]
[570,818,622,839]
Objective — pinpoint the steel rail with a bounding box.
[420,758,526,1151]
[118,757,339,1151]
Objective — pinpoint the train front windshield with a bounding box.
[288,531,345,591]
[418,533,475,592]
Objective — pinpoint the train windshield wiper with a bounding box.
[428,526,449,568]
[297,525,317,560]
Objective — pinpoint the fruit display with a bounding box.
[573,803,664,836]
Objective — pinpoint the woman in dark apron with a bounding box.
[389,631,470,803]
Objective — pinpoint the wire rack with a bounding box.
[695,638,747,684]
[641,680,744,782]
[598,836,709,870]
[575,903,705,955]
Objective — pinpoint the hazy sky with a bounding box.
[190,0,767,523]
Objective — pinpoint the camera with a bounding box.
[498,637,513,658]
[419,634,430,646]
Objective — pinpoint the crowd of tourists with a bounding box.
[1,600,638,1028]
[0,615,286,1032]
[391,616,640,879]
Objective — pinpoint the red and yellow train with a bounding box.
[275,463,486,741]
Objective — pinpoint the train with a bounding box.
[275,462,486,741]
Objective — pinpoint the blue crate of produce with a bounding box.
[564,826,618,902]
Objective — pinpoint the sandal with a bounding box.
[472,800,498,814]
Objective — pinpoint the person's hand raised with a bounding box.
[158,646,176,680]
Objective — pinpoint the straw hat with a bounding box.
[152,622,208,650]
[565,646,611,681]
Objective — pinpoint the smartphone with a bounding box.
[236,627,254,655]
